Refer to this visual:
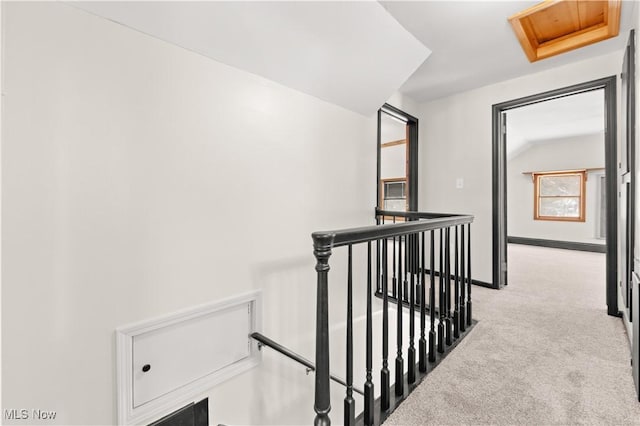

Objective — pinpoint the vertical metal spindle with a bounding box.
[429,230,436,362]
[408,233,416,384]
[445,227,452,346]
[395,234,404,396]
[381,238,390,411]
[364,242,374,426]
[419,231,427,372]
[437,229,445,353]
[453,226,460,339]
[312,233,334,426]
[460,224,466,332]
[344,245,355,426]
[467,223,472,326]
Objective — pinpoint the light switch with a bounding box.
[456,178,464,189]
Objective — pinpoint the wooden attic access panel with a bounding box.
[509,0,621,62]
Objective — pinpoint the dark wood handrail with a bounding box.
[313,213,473,248]
[250,332,364,396]
[375,208,468,219]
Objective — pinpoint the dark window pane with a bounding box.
[385,182,405,199]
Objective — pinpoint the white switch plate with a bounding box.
[456,178,464,189]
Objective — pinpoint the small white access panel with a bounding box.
[117,291,261,425]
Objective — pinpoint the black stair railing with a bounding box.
[311,210,474,425]
[249,332,364,396]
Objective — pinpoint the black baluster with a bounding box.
[392,226,397,299]
[445,228,452,346]
[437,229,445,354]
[429,230,436,362]
[419,231,427,372]
[467,223,472,326]
[460,224,466,332]
[364,242,374,426]
[344,245,355,426]
[312,233,333,426]
[415,231,421,308]
[408,233,416,384]
[381,238,390,411]
[376,214,381,294]
[453,226,460,339]
[403,234,409,302]
[395,234,404,397]
[376,231,381,295]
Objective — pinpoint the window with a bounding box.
[533,170,586,222]
[381,178,407,212]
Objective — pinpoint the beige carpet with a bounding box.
[386,244,640,425]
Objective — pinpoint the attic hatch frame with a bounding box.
[491,76,618,317]
[508,0,621,62]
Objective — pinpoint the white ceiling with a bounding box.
[381,1,636,102]
[71,1,430,116]
[506,89,605,160]
[70,1,636,113]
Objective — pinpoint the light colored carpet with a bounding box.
[386,244,640,425]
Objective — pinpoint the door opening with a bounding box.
[377,104,419,217]
[492,77,618,317]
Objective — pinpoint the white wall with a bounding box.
[386,91,419,119]
[0,0,4,418]
[2,2,378,424]
[419,49,624,284]
[507,133,605,244]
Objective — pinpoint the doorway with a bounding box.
[377,104,419,215]
[492,76,618,316]
[506,90,606,251]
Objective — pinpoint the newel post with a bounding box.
[312,232,335,426]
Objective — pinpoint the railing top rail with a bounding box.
[312,212,474,248]
[375,209,467,220]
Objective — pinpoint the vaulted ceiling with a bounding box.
[71,1,637,114]
[382,0,636,102]
[70,1,430,116]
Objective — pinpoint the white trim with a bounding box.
[116,290,262,425]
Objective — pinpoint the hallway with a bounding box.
[387,244,640,424]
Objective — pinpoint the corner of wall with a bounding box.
[385,91,420,119]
